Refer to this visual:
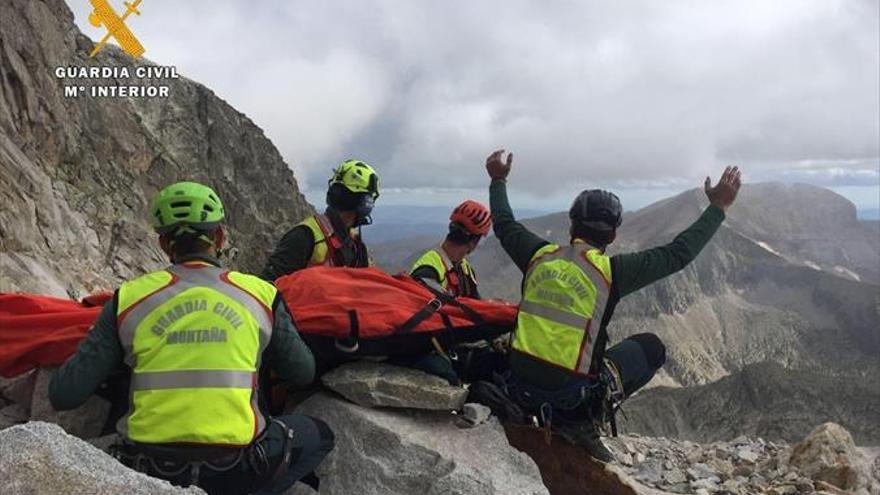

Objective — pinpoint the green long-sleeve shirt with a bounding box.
[491,179,725,388]
[49,260,316,411]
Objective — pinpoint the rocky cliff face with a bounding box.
[0,0,312,297]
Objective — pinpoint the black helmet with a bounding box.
[569,189,623,232]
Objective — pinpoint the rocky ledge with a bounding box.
[2,362,879,495]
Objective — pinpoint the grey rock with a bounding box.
[0,370,37,408]
[457,403,492,427]
[635,459,664,485]
[687,462,719,481]
[0,421,202,494]
[29,368,111,439]
[737,448,760,464]
[731,435,750,446]
[297,392,548,495]
[794,478,815,492]
[872,451,880,481]
[0,403,29,430]
[707,457,734,480]
[686,447,705,463]
[625,439,639,454]
[767,485,797,495]
[719,477,746,494]
[321,361,468,410]
[663,468,688,485]
[690,477,719,491]
[87,433,121,453]
[789,422,870,493]
[749,473,767,486]
[666,482,691,494]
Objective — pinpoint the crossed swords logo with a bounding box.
[88,0,145,59]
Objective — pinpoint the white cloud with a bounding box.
[68,0,879,199]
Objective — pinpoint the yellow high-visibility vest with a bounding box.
[409,246,477,297]
[300,214,371,267]
[512,243,612,376]
[299,214,338,267]
[116,262,277,445]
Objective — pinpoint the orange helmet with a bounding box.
[450,200,492,236]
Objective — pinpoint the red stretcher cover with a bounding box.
[0,292,112,378]
[0,268,517,377]
[276,267,517,339]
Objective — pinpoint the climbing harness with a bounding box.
[111,419,296,489]
[499,358,628,444]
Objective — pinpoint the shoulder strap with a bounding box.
[435,246,462,292]
[313,214,343,265]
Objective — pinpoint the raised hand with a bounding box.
[486,149,513,181]
[704,166,742,212]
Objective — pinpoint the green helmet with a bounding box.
[328,159,380,198]
[150,181,225,235]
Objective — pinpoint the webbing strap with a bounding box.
[395,298,443,334]
[422,283,486,326]
[334,310,360,353]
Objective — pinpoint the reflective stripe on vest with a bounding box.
[512,243,612,376]
[116,264,276,445]
[300,214,337,267]
[410,246,477,297]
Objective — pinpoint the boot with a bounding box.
[554,420,615,463]
[466,380,526,424]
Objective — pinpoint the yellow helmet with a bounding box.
[328,159,380,198]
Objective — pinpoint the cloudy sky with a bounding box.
[69,0,879,212]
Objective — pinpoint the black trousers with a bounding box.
[118,414,335,495]
[199,414,335,495]
[497,333,665,423]
[99,373,334,494]
[603,332,667,398]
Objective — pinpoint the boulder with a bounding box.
[0,369,37,407]
[789,423,871,493]
[29,367,111,439]
[296,392,548,495]
[0,421,203,494]
[87,433,122,453]
[458,403,492,427]
[321,361,468,410]
[0,403,29,430]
